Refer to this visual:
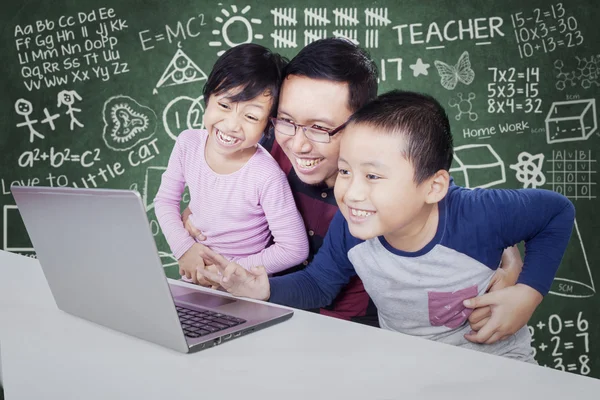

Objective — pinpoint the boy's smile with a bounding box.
[334,124,441,252]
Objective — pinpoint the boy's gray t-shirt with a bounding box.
[269,183,576,363]
[349,238,534,362]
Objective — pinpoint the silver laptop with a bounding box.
[11,186,293,353]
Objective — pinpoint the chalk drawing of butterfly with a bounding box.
[434,51,475,90]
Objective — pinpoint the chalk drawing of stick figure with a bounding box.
[57,89,84,130]
[15,98,45,143]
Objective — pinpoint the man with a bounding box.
[183,38,523,336]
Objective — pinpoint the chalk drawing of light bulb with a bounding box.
[209,5,264,56]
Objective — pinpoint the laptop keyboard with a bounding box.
[176,306,246,338]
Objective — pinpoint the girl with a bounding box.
[155,44,309,285]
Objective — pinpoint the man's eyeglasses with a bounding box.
[269,117,348,144]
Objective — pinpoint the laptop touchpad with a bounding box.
[175,291,236,308]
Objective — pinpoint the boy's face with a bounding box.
[334,124,433,241]
[275,75,352,188]
[203,86,272,156]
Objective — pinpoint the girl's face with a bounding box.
[203,86,273,158]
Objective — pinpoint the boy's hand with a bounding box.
[197,246,270,301]
[463,284,542,344]
[181,207,206,241]
[178,243,207,284]
[468,245,523,331]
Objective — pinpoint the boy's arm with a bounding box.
[489,188,575,295]
[153,136,196,260]
[234,170,309,274]
[463,188,575,343]
[268,211,359,310]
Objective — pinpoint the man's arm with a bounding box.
[268,211,360,309]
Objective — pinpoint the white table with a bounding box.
[1,250,599,399]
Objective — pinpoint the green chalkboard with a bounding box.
[1,0,599,379]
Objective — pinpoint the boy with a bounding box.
[199,90,575,362]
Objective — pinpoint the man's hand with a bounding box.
[467,245,523,332]
[178,243,207,284]
[463,284,542,344]
[197,246,271,301]
[181,207,206,241]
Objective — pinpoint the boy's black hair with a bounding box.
[284,38,378,112]
[203,43,288,117]
[348,90,454,185]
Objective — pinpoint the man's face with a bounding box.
[275,75,353,188]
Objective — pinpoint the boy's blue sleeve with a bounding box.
[472,188,575,295]
[268,211,359,309]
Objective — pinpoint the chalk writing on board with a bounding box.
[14,8,130,91]
[545,99,597,143]
[162,95,205,141]
[487,67,542,114]
[332,29,358,44]
[377,58,403,83]
[154,47,207,94]
[271,8,389,49]
[392,17,504,49]
[271,8,297,48]
[138,13,207,52]
[209,5,263,56]
[2,179,41,196]
[272,8,297,27]
[409,58,430,78]
[365,8,391,27]
[102,95,157,151]
[18,147,101,169]
[449,92,477,121]
[529,311,591,375]
[462,125,496,140]
[272,30,298,48]
[334,8,358,26]
[450,144,506,188]
[305,8,328,26]
[510,3,585,59]
[555,56,600,90]
[70,161,125,188]
[509,152,546,188]
[304,30,326,46]
[362,8,390,49]
[550,219,595,298]
[434,51,474,90]
[462,120,531,141]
